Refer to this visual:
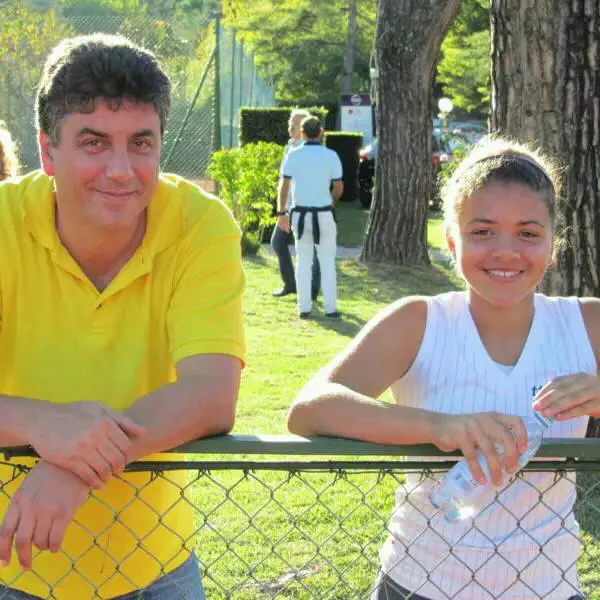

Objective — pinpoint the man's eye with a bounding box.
[83,139,105,150]
[471,229,491,237]
[133,139,152,151]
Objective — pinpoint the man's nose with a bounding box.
[105,149,134,181]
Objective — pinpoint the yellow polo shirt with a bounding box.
[0,171,245,598]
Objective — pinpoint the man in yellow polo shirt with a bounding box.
[0,33,244,599]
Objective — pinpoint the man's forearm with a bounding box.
[278,178,290,213]
[123,375,238,462]
[0,395,44,448]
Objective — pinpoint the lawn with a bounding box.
[191,255,463,599]
[186,240,600,599]
[335,201,446,250]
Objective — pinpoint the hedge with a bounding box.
[324,131,363,203]
[239,107,329,146]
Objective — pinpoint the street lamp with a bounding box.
[438,97,453,132]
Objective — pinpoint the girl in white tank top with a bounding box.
[288,137,600,599]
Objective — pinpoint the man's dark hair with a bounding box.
[36,34,171,145]
[301,116,322,140]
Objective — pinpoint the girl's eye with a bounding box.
[471,229,491,237]
[520,230,540,239]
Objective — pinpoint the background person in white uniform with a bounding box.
[271,109,320,300]
[277,116,343,318]
[287,136,598,599]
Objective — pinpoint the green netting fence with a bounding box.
[0,1,275,180]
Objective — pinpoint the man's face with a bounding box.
[39,99,161,233]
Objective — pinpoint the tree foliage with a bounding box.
[437,0,490,115]
[222,0,376,104]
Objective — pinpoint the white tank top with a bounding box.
[380,291,596,600]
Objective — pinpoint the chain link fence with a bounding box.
[1,436,599,599]
[0,1,275,180]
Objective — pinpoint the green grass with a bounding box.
[185,252,600,599]
[188,256,463,598]
[427,212,446,250]
[334,201,447,252]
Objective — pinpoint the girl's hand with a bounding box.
[430,412,529,487]
[533,373,600,420]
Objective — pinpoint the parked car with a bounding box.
[358,131,461,209]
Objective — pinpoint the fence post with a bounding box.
[214,13,222,152]
[229,29,237,148]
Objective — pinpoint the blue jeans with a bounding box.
[0,553,204,600]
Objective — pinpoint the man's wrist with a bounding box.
[277,210,288,216]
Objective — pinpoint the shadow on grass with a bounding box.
[244,254,271,267]
[307,310,366,337]
[337,259,462,305]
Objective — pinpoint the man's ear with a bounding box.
[38,131,56,176]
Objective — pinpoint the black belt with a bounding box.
[290,205,336,244]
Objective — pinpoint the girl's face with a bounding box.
[447,182,554,309]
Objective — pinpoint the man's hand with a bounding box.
[27,401,145,489]
[0,461,89,570]
[277,214,290,233]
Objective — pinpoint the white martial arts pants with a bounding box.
[291,211,337,314]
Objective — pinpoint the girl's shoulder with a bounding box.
[542,295,600,364]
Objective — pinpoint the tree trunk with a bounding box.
[490,0,600,437]
[361,0,460,264]
[341,0,358,94]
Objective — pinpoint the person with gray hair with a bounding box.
[0,122,19,181]
[277,116,343,318]
[271,109,320,299]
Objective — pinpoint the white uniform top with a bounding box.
[281,141,343,208]
[380,291,595,599]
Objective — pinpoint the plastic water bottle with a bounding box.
[430,412,553,522]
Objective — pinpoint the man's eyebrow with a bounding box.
[131,129,157,138]
[75,128,158,139]
[76,127,109,138]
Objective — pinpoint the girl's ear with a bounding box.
[446,226,456,259]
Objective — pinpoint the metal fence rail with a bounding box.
[1,436,600,599]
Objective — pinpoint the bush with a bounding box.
[433,145,469,211]
[324,132,363,202]
[239,107,329,145]
[208,142,284,255]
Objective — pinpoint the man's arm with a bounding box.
[0,354,241,569]
[331,180,344,206]
[277,177,291,214]
[0,395,144,488]
[123,354,241,462]
[277,177,291,233]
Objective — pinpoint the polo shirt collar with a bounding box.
[304,141,321,146]
[23,171,183,258]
